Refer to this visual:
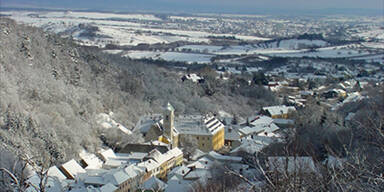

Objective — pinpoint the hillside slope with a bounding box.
[0,18,276,168]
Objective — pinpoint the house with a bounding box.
[273,118,295,128]
[25,166,67,192]
[142,147,183,179]
[80,168,136,192]
[123,164,145,190]
[181,73,204,83]
[142,176,168,191]
[137,147,183,181]
[135,114,163,138]
[322,89,347,99]
[165,175,194,192]
[59,159,86,180]
[79,151,103,170]
[100,183,118,192]
[224,126,241,148]
[261,105,296,119]
[239,116,281,138]
[104,170,131,192]
[99,149,117,162]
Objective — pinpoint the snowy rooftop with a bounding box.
[175,115,224,136]
[208,151,242,162]
[99,149,116,161]
[47,166,67,180]
[143,176,168,191]
[79,151,103,170]
[262,105,296,116]
[100,183,118,192]
[60,159,86,179]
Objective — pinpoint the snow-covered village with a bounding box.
[0,2,383,192]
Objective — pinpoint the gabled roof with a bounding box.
[262,105,296,116]
[188,157,214,169]
[183,168,212,180]
[225,126,241,140]
[142,176,168,190]
[263,123,280,133]
[137,159,160,172]
[83,176,106,185]
[60,159,86,179]
[47,166,67,180]
[79,151,103,169]
[239,126,264,136]
[168,165,191,179]
[99,149,116,161]
[175,115,225,136]
[165,175,194,192]
[164,147,183,160]
[231,138,266,154]
[208,151,242,162]
[249,115,274,126]
[100,183,118,192]
[124,164,143,178]
[104,170,130,186]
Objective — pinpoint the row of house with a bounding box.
[26,146,183,192]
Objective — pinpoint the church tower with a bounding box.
[163,102,175,142]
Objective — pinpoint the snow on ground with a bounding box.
[37,11,162,21]
[169,16,217,22]
[256,39,329,50]
[124,51,213,64]
[218,110,232,118]
[266,44,370,58]
[352,54,384,64]
[2,11,267,47]
[103,50,124,54]
[362,42,384,49]
[178,44,304,56]
[356,28,384,40]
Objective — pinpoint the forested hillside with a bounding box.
[0,17,276,173]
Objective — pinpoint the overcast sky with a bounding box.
[2,0,383,14]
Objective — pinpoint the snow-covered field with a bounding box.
[124,51,213,64]
[2,11,268,47]
[3,10,382,65]
[265,45,373,58]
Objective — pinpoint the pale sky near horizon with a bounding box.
[2,0,383,13]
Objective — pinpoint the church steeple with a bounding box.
[163,102,175,139]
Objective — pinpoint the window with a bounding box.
[196,136,199,140]
[165,115,169,120]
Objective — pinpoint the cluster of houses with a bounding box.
[26,145,183,192]
[27,102,335,192]
[264,76,372,112]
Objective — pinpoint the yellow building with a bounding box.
[162,103,225,152]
